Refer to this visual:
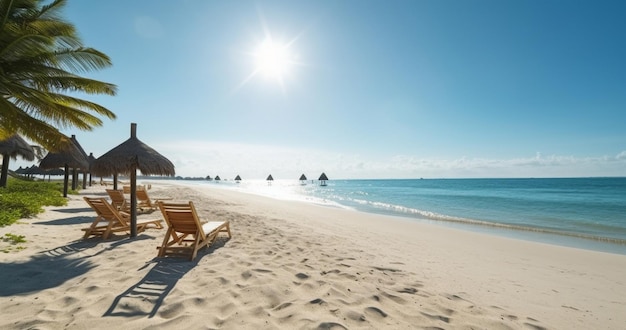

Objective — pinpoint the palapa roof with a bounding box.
[267,174,274,181]
[299,174,307,180]
[39,135,89,170]
[87,152,97,171]
[0,135,35,161]
[45,168,65,176]
[318,172,329,181]
[23,165,45,175]
[91,123,175,177]
[235,175,241,181]
[71,135,89,162]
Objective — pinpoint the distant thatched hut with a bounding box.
[39,135,89,197]
[318,172,329,186]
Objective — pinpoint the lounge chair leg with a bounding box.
[158,228,173,257]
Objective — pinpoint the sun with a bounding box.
[233,27,304,94]
[253,38,294,80]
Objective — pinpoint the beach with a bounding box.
[1,182,625,329]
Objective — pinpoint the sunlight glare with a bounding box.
[254,39,293,80]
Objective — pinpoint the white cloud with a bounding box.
[153,140,626,179]
[11,140,626,180]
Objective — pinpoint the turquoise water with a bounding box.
[179,177,626,255]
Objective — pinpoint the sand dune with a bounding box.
[1,182,625,329]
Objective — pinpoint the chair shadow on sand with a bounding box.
[103,237,230,318]
[0,236,152,297]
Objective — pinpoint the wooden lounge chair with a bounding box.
[157,201,231,260]
[106,189,130,212]
[123,184,148,194]
[136,188,171,211]
[83,197,164,240]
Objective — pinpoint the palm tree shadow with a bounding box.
[103,237,229,318]
[0,236,151,297]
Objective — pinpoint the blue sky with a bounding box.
[15,0,626,179]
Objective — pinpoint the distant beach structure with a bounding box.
[235,175,241,183]
[299,174,307,185]
[267,174,274,185]
[215,175,221,181]
[319,172,329,186]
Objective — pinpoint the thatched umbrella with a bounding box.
[299,173,307,185]
[44,168,65,182]
[215,175,221,181]
[24,165,44,176]
[234,175,241,182]
[91,123,175,237]
[267,174,274,185]
[0,135,35,187]
[39,135,88,197]
[318,172,329,186]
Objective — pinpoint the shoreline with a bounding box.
[173,179,626,256]
[1,181,625,329]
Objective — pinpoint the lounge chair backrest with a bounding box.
[84,197,128,226]
[136,189,153,205]
[158,201,205,237]
[106,189,127,211]
[123,185,146,194]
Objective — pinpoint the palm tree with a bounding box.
[0,0,117,152]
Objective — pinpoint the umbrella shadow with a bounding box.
[0,236,151,297]
[103,237,230,318]
[36,215,93,226]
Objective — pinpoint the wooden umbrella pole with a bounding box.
[130,161,138,238]
[63,164,69,197]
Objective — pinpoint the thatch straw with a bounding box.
[39,136,89,170]
[0,135,35,161]
[91,124,174,177]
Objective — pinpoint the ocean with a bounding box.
[177,177,626,255]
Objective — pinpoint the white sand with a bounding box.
[1,182,625,329]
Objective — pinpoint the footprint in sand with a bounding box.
[364,306,388,318]
[309,298,326,305]
[316,322,347,330]
[295,272,309,280]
